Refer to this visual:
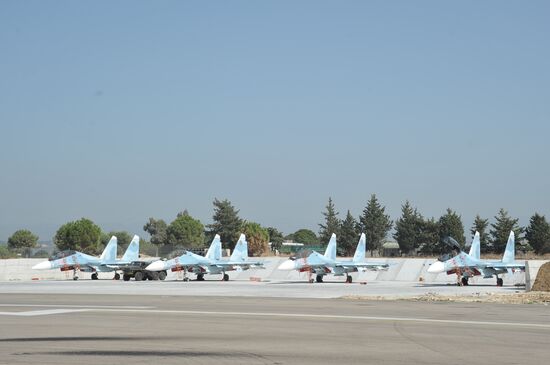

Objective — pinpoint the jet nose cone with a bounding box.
[32,261,53,270]
[427,261,445,274]
[277,259,295,270]
[145,260,165,271]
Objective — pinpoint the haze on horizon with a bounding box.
[1,1,549,242]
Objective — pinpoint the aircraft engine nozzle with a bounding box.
[277,259,295,270]
[32,261,53,270]
[427,261,445,274]
[145,260,166,271]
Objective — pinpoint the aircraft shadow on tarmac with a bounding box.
[0,336,177,342]
[267,280,358,285]
[18,350,269,360]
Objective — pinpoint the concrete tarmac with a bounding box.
[1,293,549,365]
[0,279,526,299]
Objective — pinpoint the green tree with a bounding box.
[207,198,243,250]
[167,211,205,248]
[470,215,490,253]
[292,229,319,245]
[417,217,440,255]
[437,208,465,252]
[266,227,284,250]
[242,222,270,256]
[289,228,319,245]
[359,194,393,255]
[0,245,15,259]
[143,218,168,256]
[339,210,359,256]
[490,209,523,253]
[525,213,550,254]
[7,229,39,257]
[319,197,340,244]
[54,218,102,254]
[393,201,422,254]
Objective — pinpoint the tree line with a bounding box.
[2,196,550,258]
[317,196,550,256]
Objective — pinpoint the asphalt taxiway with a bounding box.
[0,292,549,365]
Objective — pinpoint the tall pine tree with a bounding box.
[525,213,550,254]
[490,209,523,253]
[206,198,243,250]
[339,210,359,256]
[437,208,465,253]
[470,215,490,253]
[417,217,440,255]
[359,194,393,256]
[319,197,340,244]
[393,201,422,254]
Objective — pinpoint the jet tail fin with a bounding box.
[502,231,515,263]
[468,231,481,259]
[230,234,248,261]
[100,236,117,264]
[121,235,140,262]
[205,235,222,261]
[324,234,337,261]
[352,233,366,263]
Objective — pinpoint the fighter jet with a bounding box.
[427,231,525,286]
[145,234,263,281]
[277,233,390,283]
[32,235,140,280]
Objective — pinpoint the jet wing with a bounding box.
[482,262,525,270]
[337,262,390,270]
[216,260,264,267]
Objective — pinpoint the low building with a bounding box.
[382,241,400,257]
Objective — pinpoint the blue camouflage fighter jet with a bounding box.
[427,231,525,286]
[145,234,264,281]
[277,233,389,283]
[32,235,140,280]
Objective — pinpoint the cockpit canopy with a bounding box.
[49,250,77,261]
[437,236,462,262]
[289,249,314,261]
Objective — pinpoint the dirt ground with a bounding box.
[532,261,550,291]
[343,291,550,304]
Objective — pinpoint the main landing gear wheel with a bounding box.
[316,275,324,283]
[197,274,205,281]
[158,271,167,281]
[134,271,144,281]
[496,278,503,287]
[223,273,229,281]
[461,277,469,286]
[73,275,79,281]
[346,276,353,284]
[308,278,314,283]
[114,273,120,280]
[91,273,98,280]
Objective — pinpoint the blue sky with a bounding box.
[1,1,549,241]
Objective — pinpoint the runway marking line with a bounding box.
[89,308,550,329]
[0,309,89,317]
[0,304,153,309]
